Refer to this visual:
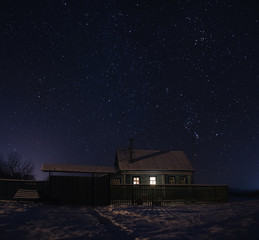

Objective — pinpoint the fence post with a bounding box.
[107,174,111,205]
[151,186,154,206]
[91,173,95,206]
[131,185,134,205]
[49,172,52,202]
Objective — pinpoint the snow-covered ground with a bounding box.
[0,198,258,239]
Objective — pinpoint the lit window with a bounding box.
[169,176,175,184]
[133,177,140,185]
[150,177,156,185]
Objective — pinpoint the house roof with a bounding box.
[41,164,116,174]
[116,149,194,171]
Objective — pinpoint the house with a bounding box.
[111,147,194,185]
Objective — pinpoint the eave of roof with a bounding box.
[41,164,116,174]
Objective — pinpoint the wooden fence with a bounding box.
[49,175,110,206]
[110,184,229,205]
[0,178,49,201]
[0,178,228,205]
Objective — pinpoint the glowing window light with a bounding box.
[150,177,156,185]
[133,177,140,185]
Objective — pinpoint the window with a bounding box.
[150,177,156,185]
[180,177,186,184]
[169,176,175,184]
[110,179,120,185]
[133,177,140,185]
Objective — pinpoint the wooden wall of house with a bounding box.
[111,172,193,185]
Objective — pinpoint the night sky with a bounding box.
[0,0,258,188]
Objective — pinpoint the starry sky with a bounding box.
[0,0,258,188]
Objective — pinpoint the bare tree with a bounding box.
[6,151,35,180]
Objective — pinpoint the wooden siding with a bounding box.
[118,173,193,185]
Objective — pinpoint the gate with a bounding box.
[50,175,110,205]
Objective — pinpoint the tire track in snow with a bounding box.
[91,208,136,239]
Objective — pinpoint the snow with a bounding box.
[0,199,258,239]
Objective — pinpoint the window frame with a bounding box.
[169,176,175,184]
[180,176,186,184]
[110,178,121,185]
[133,176,140,185]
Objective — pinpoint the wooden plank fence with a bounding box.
[110,184,229,205]
[1,178,228,205]
[49,175,110,205]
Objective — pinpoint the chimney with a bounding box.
[129,138,133,163]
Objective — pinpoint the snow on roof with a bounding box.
[117,149,194,171]
[41,164,116,174]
